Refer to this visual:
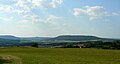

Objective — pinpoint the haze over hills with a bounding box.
[0,35,118,41]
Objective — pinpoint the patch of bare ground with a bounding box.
[0,54,22,64]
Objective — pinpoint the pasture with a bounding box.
[0,47,120,64]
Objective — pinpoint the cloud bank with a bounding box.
[73,6,120,20]
[0,0,64,24]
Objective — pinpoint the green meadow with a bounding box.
[0,47,120,64]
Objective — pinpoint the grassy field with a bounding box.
[0,47,120,64]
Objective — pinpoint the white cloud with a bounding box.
[0,0,64,15]
[31,0,45,7]
[15,0,33,10]
[14,0,47,14]
[15,0,63,10]
[0,5,14,13]
[46,15,61,21]
[73,6,120,20]
[0,4,29,15]
[14,9,29,14]
[50,0,63,8]
[73,8,85,16]
[0,0,63,24]
[85,6,108,16]
[22,14,41,23]
[45,15,61,24]
[21,14,61,24]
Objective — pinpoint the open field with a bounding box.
[0,47,120,64]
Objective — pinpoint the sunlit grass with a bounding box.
[0,47,120,64]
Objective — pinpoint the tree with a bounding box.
[31,43,38,48]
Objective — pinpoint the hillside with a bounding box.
[0,38,20,46]
[0,35,20,40]
[21,37,51,42]
[49,35,118,42]
[0,35,118,42]
[51,35,101,41]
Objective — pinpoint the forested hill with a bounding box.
[0,38,20,46]
[51,35,100,41]
[0,35,20,40]
[0,35,119,44]
[49,35,117,42]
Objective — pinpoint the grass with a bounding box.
[0,55,13,64]
[0,47,120,64]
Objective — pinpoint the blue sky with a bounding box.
[0,0,120,38]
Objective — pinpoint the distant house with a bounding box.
[73,44,85,48]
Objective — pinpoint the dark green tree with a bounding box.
[31,43,39,48]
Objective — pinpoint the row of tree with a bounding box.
[61,40,120,49]
[30,40,120,50]
[82,40,120,49]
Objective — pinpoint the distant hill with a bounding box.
[0,38,20,46]
[0,35,119,47]
[21,37,51,41]
[0,35,119,44]
[0,35,50,41]
[50,35,100,41]
[49,35,118,42]
[0,38,20,43]
[0,35,20,40]
[0,35,118,42]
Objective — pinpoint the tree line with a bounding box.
[62,40,120,49]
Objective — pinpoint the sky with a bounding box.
[0,0,120,38]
